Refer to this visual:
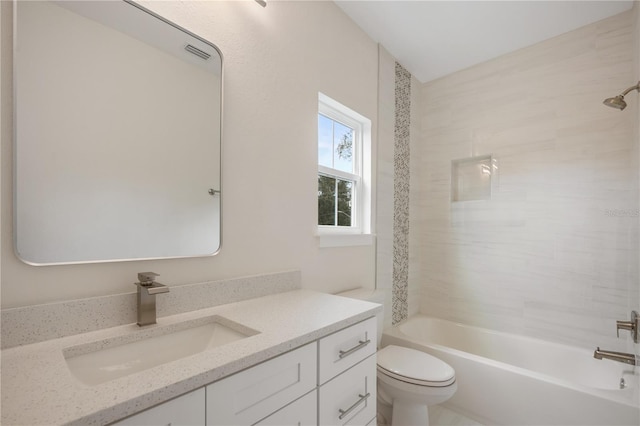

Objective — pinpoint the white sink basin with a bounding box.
[63,315,258,386]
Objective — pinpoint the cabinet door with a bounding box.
[254,390,317,426]
[206,342,317,426]
[319,317,376,385]
[112,388,205,426]
[319,355,376,426]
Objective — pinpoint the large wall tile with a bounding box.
[415,11,637,351]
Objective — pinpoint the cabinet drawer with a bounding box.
[318,317,376,384]
[206,342,317,426]
[254,390,317,426]
[319,355,376,426]
[112,388,205,426]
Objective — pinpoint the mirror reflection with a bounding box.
[14,0,222,265]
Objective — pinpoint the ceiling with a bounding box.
[335,1,635,83]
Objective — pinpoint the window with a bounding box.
[317,93,372,247]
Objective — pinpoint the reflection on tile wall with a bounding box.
[392,62,412,325]
[414,11,638,350]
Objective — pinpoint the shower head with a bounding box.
[603,95,627,110]
[603,81,640,111]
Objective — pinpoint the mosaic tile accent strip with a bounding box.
[392,62,411,325]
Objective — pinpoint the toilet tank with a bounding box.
[336,288,385,347]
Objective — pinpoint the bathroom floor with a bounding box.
[377,405,483,426]
[428,405,484,426]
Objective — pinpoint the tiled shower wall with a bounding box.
[413,11,638,351]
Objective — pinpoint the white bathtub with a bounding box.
[381,315,640,426]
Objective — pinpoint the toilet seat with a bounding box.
[377,345,455,387]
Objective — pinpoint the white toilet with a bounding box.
[338,288,457,426]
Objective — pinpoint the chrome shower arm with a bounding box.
[619,81,640,97]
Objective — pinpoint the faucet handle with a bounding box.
[147,283,170,295]
[616,321,634,337]
[616,310,639,343]
[137,272,159,285]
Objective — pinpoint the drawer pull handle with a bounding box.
[338,339,371,359]
[338,392,370,420]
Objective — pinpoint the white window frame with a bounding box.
[317,93,372,247]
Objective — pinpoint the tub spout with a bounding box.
[593,347,637,366]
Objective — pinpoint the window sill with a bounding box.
[317,233,374,248]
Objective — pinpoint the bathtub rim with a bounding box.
[383,314,639,408]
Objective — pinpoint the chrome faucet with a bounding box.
[593,347,637,366]
[134,272,169,326]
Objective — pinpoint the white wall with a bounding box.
[0,1,380,308]
[376,45,395,330]
[414,11,637,351]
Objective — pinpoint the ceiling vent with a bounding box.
[184,44,211,60]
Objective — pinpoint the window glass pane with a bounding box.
[318,114,333,168]
[318,175,336,225]
[337,180,353,227]
[333,121,353,173]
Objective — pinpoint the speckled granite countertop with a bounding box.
[1,289,381,426]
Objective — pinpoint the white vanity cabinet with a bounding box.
[318,317,377,426]
[319,356,377,426]
[206,342,317,425]
[254,389,317,426]
[112,388,205,426]
[318,317,377,384]
[112,317,377,426]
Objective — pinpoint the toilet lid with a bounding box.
[377,345,455,387]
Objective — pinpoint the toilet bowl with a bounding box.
[377,345,456,425]
[336,288,457,426]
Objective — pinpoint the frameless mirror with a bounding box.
[14,0,222,265]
